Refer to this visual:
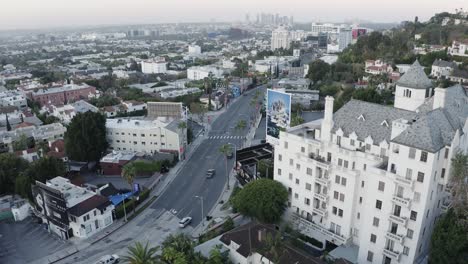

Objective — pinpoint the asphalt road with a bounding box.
[150,86,264,227]
[53,87,264,264]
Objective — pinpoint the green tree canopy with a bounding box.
[64,111,108,162]
[122,241,160,264]
[306,60,330,84]
[231,178,288,223]
[430,209,468,264]
[0,153,29,194]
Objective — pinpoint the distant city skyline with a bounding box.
[0,0,466,30]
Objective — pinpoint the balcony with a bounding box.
[313,207,328,218]
[315,176,330,187]
[441,201,451,212]
[308,153,330,170]
[392,195,411,208]
[389,214,408,226]
[383,248,401,260]
[386,232,405,244]
[290,213,349,246]
[314,192,329,202]
[394,174,414,189]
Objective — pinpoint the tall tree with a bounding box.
[64,112,108,162]
[448,152,468,215]
[26,156,66,183]
[5,114,11,131]
[122,242,160,264]
[306,60,330,84]
[219,144,233,190]
[0,153,29,194]
[430,209,468,264]
[231,178,288,223]
[122,163,137,191]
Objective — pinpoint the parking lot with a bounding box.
[0,218,71,264]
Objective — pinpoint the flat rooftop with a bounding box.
[46,177,94,208]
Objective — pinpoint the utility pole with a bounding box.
[122,193,128,222]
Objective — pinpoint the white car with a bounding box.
[179,217,192,228]
[95,254,120,264]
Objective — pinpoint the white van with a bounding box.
[95,254,120,264]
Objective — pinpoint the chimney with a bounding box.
[257,228,266,242]
[321,96,334,142]
[433,87,447,110]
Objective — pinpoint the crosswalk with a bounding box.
[208,135,246,140]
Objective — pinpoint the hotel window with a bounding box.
[376,200,382,210]
[304,198,310,205]
[370,234,376,243]
[444,148,449,159]
[339,193,345,202]
[306,167,312,175]
[410,210,418,221]
[409,148,416,159]
[289,173,293,180]
[420,151,428,162]
[350,139,355,146]
[305,183,311,190]
[341,177,347,186]
[289,159,294,166]
[417,172,425,183]
[373,217,379,227]
[335,175,341,184]
[403,246,410,256]
[441,168,446,178]
[406,168,413,179]
[378,181,385,192]
[338,159,343,166]
[284,141,288,149]
[407,229,414,239]
[327,152,332,162]
[278,154,282,161]
[332,206,337,215]
[296,164,301,170]
[295,179,300,185]
[367,251,374,262]
[277,169,282,175]
[344,160,349,168]
[338,209,343,217]
[301,147,305,153]
[334,191,339,200]
[359,197,363,204]
[294,193,299,199]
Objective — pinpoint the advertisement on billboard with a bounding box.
[32,181,69,230]
[266,89,291,145]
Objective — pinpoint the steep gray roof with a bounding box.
[395,84,468,152]
[396,60,433,89]
[332,100,415,144]
[432,59,457,68]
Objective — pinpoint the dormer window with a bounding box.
[381,120,389,127]
[358,114,365,121]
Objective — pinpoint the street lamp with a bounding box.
[195,195,204,227]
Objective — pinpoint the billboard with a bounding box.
[32,181,69,231]
[266,89,291,145]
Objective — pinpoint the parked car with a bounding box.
[95,254,119,264]
[179,217,192,228]
[206,169,216,178]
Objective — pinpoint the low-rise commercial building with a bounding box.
[29,83,97,106]
[32,177,114,240]
[141,58,167,74]
[106,118,185,159]
[187,66,224,80]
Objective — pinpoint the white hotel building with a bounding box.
[106,118,185,159]
[274,61,467,264]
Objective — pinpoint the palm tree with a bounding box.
[219,144,233,190]
[204,72,214,110]
[122,241,160,264]
[260,232,286,264]
[121,163,137,213]
[449,152,468,217]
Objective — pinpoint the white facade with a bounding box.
[311,23,341,36]
[188,45,202,55]
[274,73,467,264]
[448,40,468,57]
[106,118,184,158]
[121,101,147,112]
[0,91,27,109]
[271,27,291,50]
[187,66,224,80]
[141,60,167,74]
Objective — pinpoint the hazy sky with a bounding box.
[1,0,466,30]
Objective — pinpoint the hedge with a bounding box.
[114,188,151,219]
